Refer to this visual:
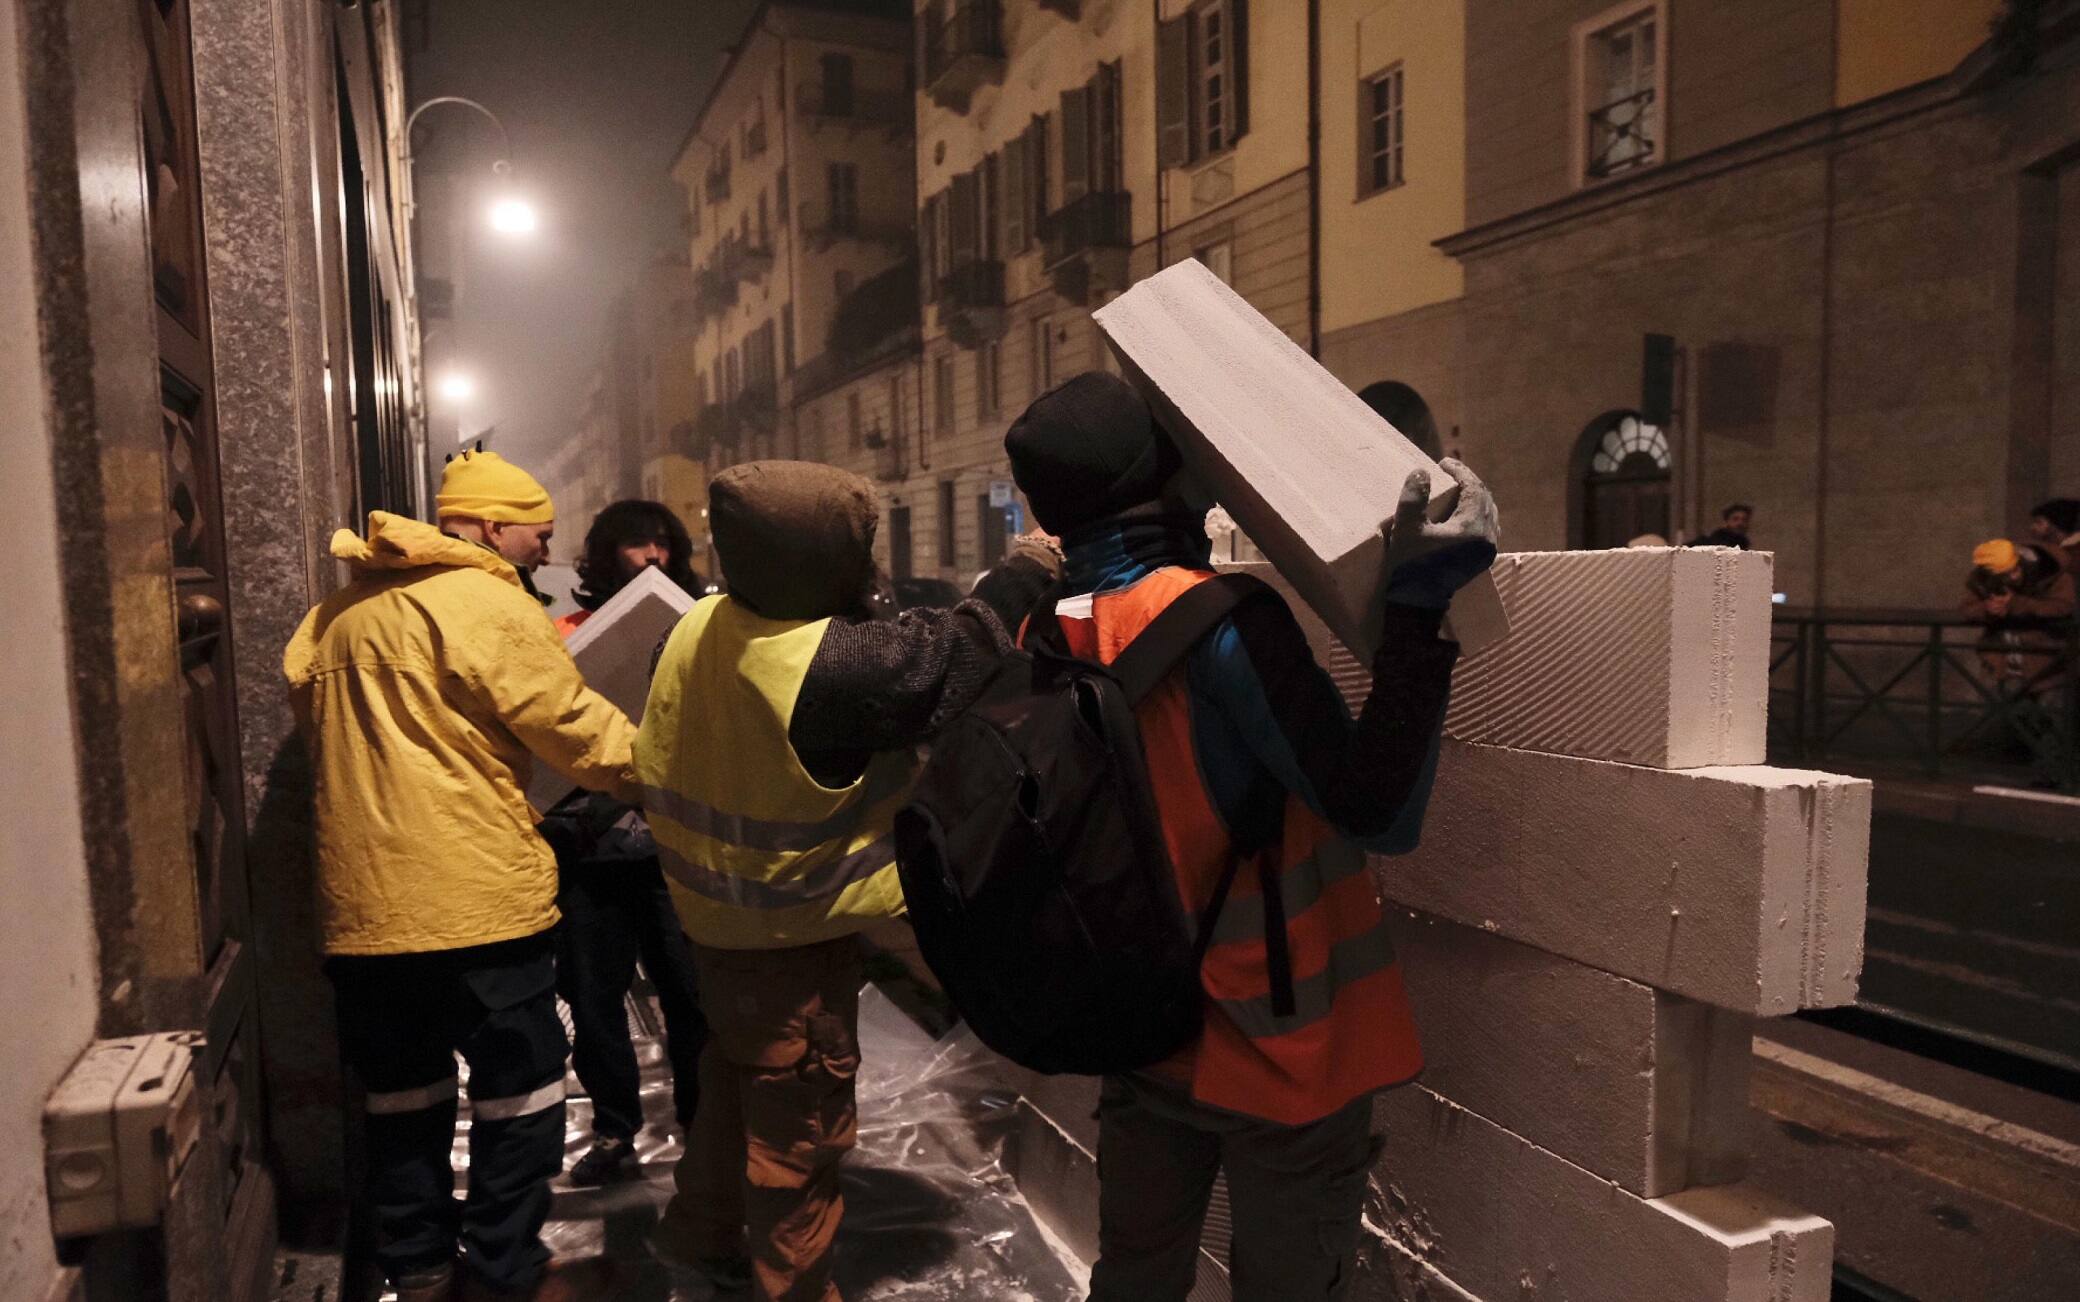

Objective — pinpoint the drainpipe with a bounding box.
[1306,0,1322,356]
[1153,0,1167,271]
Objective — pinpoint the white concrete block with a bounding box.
[1373,1085,1834,1302]
[1095,260,1507,657]
[1445,547,1773,768]
[1380,741,1870,1014]
[1389,908,1751,1197]
[526,568,694,809]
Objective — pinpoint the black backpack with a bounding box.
[893,573,1296,1076]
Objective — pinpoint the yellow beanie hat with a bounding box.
[1973,539,2018,573]
[436,450,554,524]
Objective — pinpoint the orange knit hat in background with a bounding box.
[1972,539,2019,573]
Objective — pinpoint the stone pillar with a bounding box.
[188,0,353,1221]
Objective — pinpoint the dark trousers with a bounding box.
[554,858,708,1140]
[330,932,570,1292]
[1088,1073,1374,1302]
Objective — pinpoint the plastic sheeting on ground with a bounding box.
[379,981,1087,1301]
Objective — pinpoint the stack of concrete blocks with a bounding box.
[1379,546,1868,1301]
[1225,548,1869,1300]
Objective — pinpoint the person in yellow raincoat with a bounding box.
[284,451,635,1302]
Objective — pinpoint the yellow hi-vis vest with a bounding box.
[635,595,917,949]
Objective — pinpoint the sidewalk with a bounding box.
[273,983,1087,1302]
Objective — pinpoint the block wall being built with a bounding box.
[1362,546,1866,1301]
[1227,546,1870,1302]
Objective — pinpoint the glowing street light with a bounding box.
[437,371,477,404]
[487,196,540,235]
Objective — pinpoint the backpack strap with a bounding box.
[1115,573,1298,1017]
[1111,573,1274,707]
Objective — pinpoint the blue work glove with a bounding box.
[1382,457,1500,611]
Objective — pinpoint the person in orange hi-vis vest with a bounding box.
[1002,373,1499,1302]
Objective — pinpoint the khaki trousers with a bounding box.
[654,937,862,1302]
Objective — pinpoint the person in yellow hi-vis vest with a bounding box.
[638,462,1060,1302]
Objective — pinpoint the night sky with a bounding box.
[404,0,758,471]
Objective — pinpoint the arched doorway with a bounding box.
[1573,410,1671,549]
[1357,381,1443,459]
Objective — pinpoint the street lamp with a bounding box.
[404,95,538,237]
[436,371,477,404]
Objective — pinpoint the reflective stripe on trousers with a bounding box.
[471,1076,567,1122]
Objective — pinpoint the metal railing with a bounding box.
[1040,190,1132,268]
[937,258,1005,311]
[796,85,910,128]
[924,1,1005,89]
[1768,608,2080,791]
[1586,87,1656,179]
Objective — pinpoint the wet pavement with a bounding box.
[329,983,1089,1301]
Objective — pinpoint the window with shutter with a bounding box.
[1231,0,1250,139]
[1028,116,1050,230]
[981,154,1000,259]
[950,171,979,266]
[935,355,956,432]
[920,192,941,301]
[1096,62,1123,192]
[1156,17,1191,167]
[1004,135,1027,251]
[1060,84,1091,206]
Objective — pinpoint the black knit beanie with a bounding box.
[1003,371,1181,536]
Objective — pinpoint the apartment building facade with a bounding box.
[879,0,1305,584]
[1324,0,2043,609]
[671,0,917,491]
[672,0,2065,610]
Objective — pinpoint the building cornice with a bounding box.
[1434,12,2064,262]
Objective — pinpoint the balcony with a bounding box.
[731,381,779,433]
[796,199,910,253]
[704,166,731,204]
[924,1,1005,113]
[691,264,737,322]
[1585,87,1657,180]
[796,85,910,133]
[936,259,1005,347]
[719,234,774,284]
[1039,190,1131,303]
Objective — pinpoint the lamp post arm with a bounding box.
[404,96,514,173]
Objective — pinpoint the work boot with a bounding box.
[645,1225,752,1298]
[393,1262,456,1302]
[567,1135,640,1186]
[458,1256,627,1302]
[659,1254,752,1300]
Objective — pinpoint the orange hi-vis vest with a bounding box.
[1047,566,1424,1125]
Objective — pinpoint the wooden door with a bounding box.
[1584,472,1671,550]
[138,0,272,1284]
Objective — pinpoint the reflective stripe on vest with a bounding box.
[636,595,915,949]
[1210,920,1396,1039]
[1044,567,1426,1126]
[1202,838,1372,949]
